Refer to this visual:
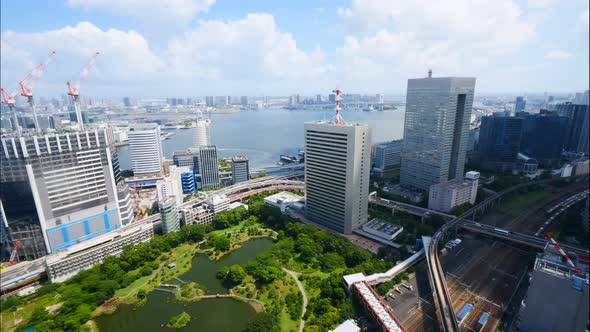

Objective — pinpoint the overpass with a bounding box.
[351,281,406,332]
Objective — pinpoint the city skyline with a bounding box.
[1,0,589,97]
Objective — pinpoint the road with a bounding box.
[282,267,308,332]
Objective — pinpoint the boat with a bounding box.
[280,154,298,163]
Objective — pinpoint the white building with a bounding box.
[128,123,163,175]
[205,194,229,213]
[156,165,188,207]
[362,218,403,241]
[304,121,371,234]
[192,117,211,148]
[160,197,180,234]
[264,192,304,212]
[428,171,480,213]
[180,205,213,225]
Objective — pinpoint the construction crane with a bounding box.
[0,86,21,135]
[546,232,581,274]
[66,52,100,130]
[2,240,21,267]
[18,51,57,134]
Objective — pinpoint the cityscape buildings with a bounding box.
[400,75,476,191]
[477,115,524,172]
[128,123,163,175]
[192,117,211,148]
[520,113,570,168]
[373,140,403,172]
[515,96,526,113]
[428,171,480,213]
[304,121,371,234]
[555,102,589,154]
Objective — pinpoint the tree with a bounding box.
[209,235,231,252]
[319,252,345,272]
[246,312,275,332]
[228,265,247,284]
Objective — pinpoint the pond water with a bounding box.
[95,238,275,331]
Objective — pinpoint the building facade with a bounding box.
[515,96,526,113]
[160,197,180,234]
[400,76,476,191]
[477,115,524,172]
[556,103,589,155]
[520,113,569,168]
[428,171,480,213]
[304,121,371,234]
[199,146,220,190]
[192,118,211,148]
[0,129,122,259]
[231,156,250,183]
[373,140,402,171]
[128,123,163,175]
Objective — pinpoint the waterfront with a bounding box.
[95,238,274,331]
[115,107,405,170]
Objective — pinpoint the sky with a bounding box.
[1,0,588,97]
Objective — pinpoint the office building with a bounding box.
[123,97,131,107]
[264,192,303,213]
[328,94,336,104]
[180,205,213,225]
[0,129,122,260]
[117,184,135,226]
[373,140,403,171]
[205,194,229,213]
[199,146,220,190]
[428,171,480,213]
[573,90,589,105]
[304,121,371,234]
[400,75,476,191]
[160,197,180,234]
[240,96,248,106]
[128,123,163,175]
[205,96,214,107]
[520,113,569,168]
[69,110,90,125]
[214,96,228,107]
[231,156,249,183]
[477,116,524,172]
[515,96,526,113]
[173,148,200,174]
[362,218,403,241]
[192,118,211,148]
[556,103,589,154]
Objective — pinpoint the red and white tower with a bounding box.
[546,232,581,274]
[332,88,346,125]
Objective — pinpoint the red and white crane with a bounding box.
[67,51,100,130]
[332,88,346,125]
[18,51,57,134]
[0,86,21,135]
[7,240,20,266]
[545,232,581,274]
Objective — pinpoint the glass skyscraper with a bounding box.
[400,76,476,191]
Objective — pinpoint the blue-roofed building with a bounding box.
[457,303,473,322]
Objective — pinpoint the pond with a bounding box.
[95,238,275,331]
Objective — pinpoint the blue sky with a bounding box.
[1,0,588,97]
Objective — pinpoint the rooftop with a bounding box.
[264,191,303,204]
[364,218,401,236]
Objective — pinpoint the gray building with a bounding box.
[199,146,220,190]
[0,129,122,260]
[373,140,402,171]
[400,75,476,191]
[173,148,200,174]
[515,96,526,113]
[304,121,371,234]
[555,102,589,155]
[160,197,180,234]
[231,156,249,184]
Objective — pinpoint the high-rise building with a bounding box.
[0,129,122,259]
[199,146,220,190]
[231,156,249,183]
[304,121,371,234]
[515,96,526,113]
[205,96,214,107]
[128,123,163,175]
[520,113,569,168]
[123,97,131,107]
[160,197,180,234]
[400,75,476,191]
[373,140,403,171]
[192,118,211,148]
[180,170,196,194]
[556,102,589,154]
[328,94,336,104]
[240,96,248,106]
[214,96,228,107]
[428,171,480,213]
[117,184,135,226]
[477,115,524,172]
[316,95,322,104]
[156,166,186,207]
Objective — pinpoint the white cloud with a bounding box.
[334,0,536,84]
[544,49,573,60]
[1,22,162,95]
[527,0,557,8]
[163,14,329,82]
[66,0,215,22]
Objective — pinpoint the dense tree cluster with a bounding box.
[212,206,248,229]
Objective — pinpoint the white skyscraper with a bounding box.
[192,118,211,148]
[400,75,476,191]
[156,165,187,207]
[128,123,163,175]
[304,121,371,234]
